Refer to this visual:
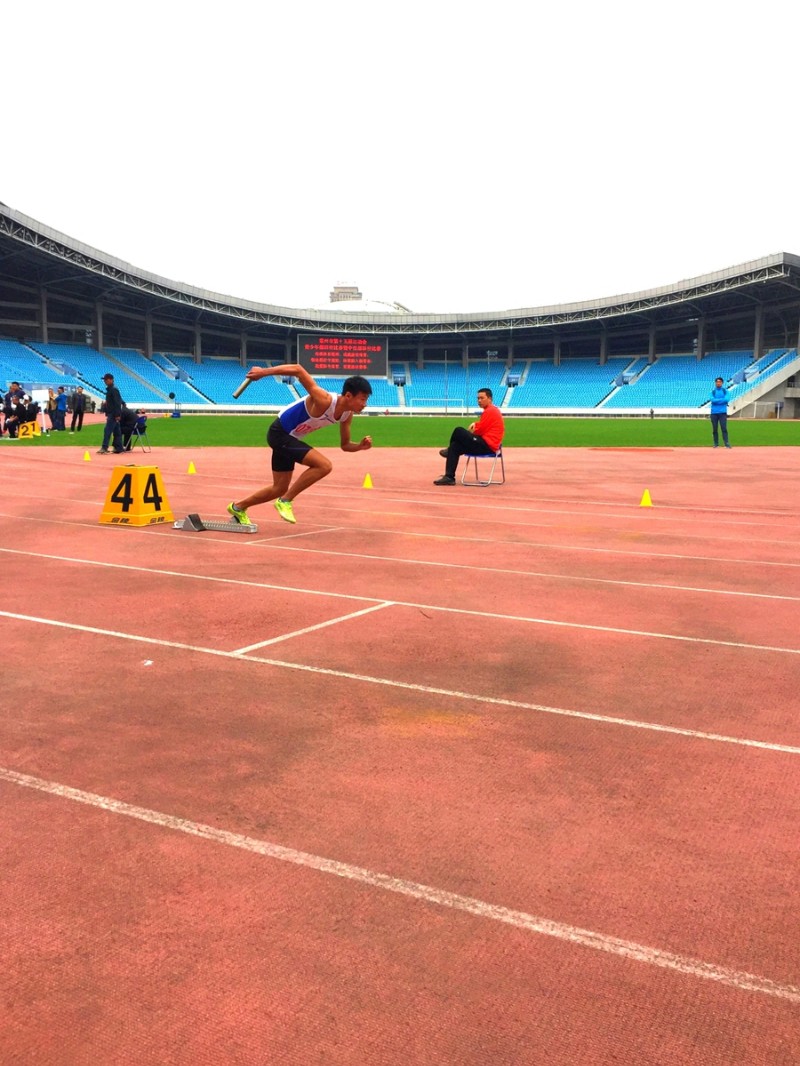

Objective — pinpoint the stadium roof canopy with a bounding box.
[1,203,800,358]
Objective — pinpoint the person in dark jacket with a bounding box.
[3,382,24,437]
[121,408,149,450]
[19,396,39,423]
[70,387,86,433]
[709,377,732,449]
[4,396,25,436]
[120,405,139,450]
[98,373,125,454]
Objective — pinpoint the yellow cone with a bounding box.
[640,489,653,507]
[187,461,196,475]
[83,451,91,462]
[362,473,373,489]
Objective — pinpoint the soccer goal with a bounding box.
[747,400,784,419]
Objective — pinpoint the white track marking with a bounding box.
[1,766,798,1004]
[0,548,378,603]
[1,609,799,755]
[354,499,800,532]
[252,529,800,570]
[1,548,800,642]
[253,526,344,542]
[275,511,800,554]
[255,541,800,595]
[378,489,798,519]
[371,491,800,527]
[231,602,394,654]
[307,519,799,552]
[1,463,798,522]
[3,512,800,569]
[3,545,797,614]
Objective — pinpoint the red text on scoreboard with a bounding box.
[297,335,388,377]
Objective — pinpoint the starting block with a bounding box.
[173,512,259,534]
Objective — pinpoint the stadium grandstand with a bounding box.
[1,202,799,419]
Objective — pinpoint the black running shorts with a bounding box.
[267,418,312,472]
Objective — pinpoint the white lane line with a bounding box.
[5,544,797,609]
[231,602,394,654]
[254,541,800,601]
[253,526,344,543]
[321,512,800,552]
[3,513,800,569]
[2,765,798,1004]
[1,609,799,755]
[374,492,800,526]
[271,538,800,601]
[363,500,800,532]
[253,533,800,571]
[1,549,799,651]
[0,548,378,604]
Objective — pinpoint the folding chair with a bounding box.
[129,425,151,453]
[461,446,505,486]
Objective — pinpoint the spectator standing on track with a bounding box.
[45,388,57,430]
[433,387,505,485]
[97,373,125,454]
[709,377,732,449]
[54,386,68,431]
[69,387,86,433]
[227,364,372,526]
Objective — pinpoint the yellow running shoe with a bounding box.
[274,498,296,524]
[227,501,252,525]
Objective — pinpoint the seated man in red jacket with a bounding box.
[434,387,505,485]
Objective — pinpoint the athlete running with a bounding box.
[228,364,372,525]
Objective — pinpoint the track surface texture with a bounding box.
[1,443,798,1065]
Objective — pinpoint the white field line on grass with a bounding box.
[2,608,800,757]
[1,765,798,1005]
[3,546,800,615]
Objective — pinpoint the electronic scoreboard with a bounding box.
[296,335,388,377]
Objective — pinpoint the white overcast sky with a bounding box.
[3,0,797,313]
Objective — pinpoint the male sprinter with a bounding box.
[228,364,372,525]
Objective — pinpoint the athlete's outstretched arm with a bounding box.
[244,364,331,410]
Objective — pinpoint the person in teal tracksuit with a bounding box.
[709,377,731,448]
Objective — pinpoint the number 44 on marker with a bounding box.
[99,466,174,527]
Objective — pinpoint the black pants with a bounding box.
[70,409,84,432]
[710,412,729,446]
[443,427,495,478]
[101,415,123,452]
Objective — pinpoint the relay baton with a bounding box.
[232,377,252,399]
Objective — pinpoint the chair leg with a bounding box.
[461,451,502,486]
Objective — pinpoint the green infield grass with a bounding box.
[6,414,799,450]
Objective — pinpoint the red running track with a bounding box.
[0,444,798,1064]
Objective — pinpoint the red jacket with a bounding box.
[473,404,504,452]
